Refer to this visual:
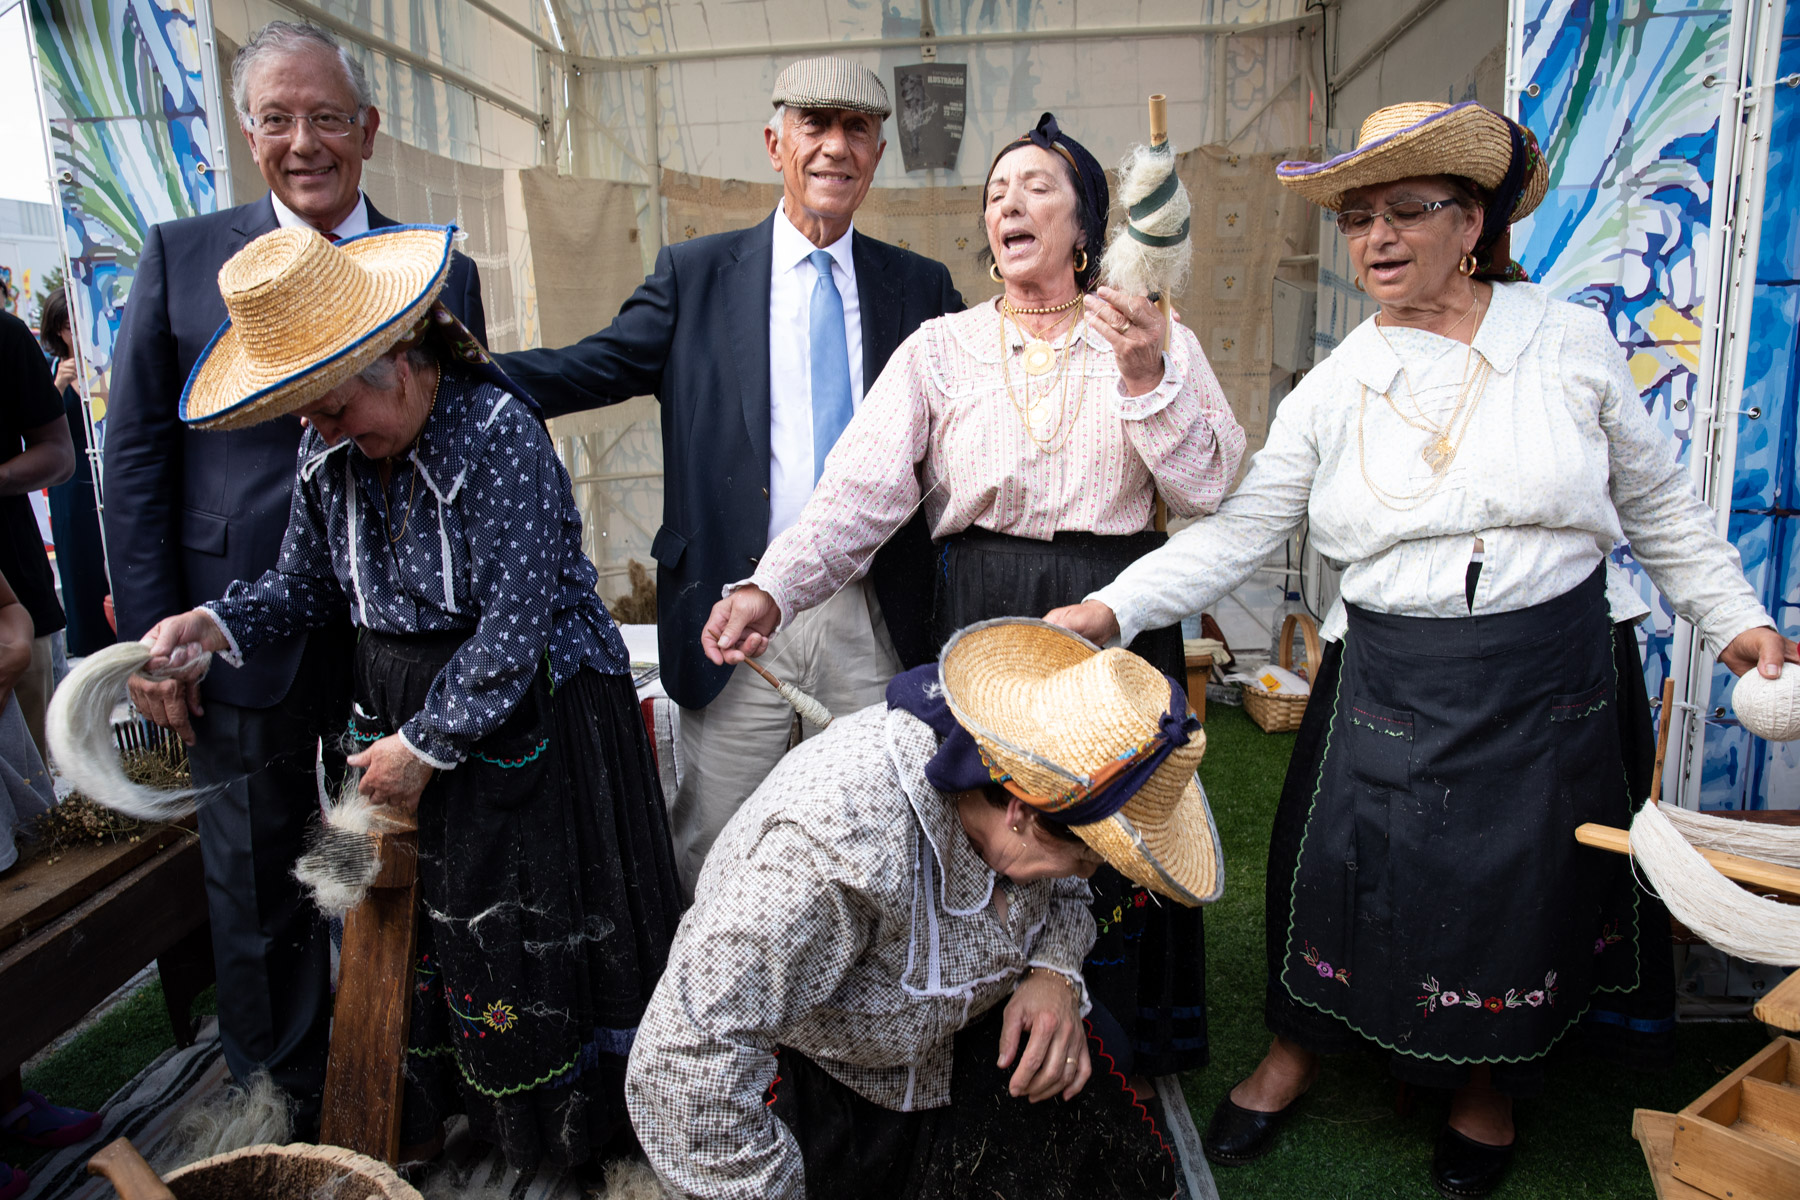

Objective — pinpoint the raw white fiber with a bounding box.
[1099,143,1193,300]
[778,680,834,728]
[159,1070,294,1170]
[1732,662,1800,741]
[1628,800,1800,966]
[293,776,405,917]
[1660,802,1800,870]
[46,640,204,820]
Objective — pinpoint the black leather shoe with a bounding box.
[1432,1126,1516,1198]
[1201,1084,1303,1165]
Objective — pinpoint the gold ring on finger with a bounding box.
[1065,1057,1076,1065]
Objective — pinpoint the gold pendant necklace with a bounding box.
[1021,341,1058,376]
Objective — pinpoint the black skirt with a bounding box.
[349,630,684,1169]
[768,1005,1177,1199]
[1261,568,1668,1094]
[933,527,1207,1077]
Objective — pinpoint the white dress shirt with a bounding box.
[269,189,372,240]
[768,202,864,543]
[1091,282,1770,656]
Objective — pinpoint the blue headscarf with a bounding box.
[885,663,1198,827]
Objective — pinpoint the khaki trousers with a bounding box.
[671,579,901,894]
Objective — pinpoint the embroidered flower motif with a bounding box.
[1133,893,1147,908]
[1300,941,1350,985]
[1594,921,1625,955]
[1419,971,1558,1017]
[482,1001,517,1032]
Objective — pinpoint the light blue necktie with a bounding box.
[808,248,854,482]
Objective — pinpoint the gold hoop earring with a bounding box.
[1073,248,1088,273]
[1458,252,1478,277]
[1353,275,1364,292]
[989,262,1004,284]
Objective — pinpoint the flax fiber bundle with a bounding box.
[1099,95,1192,304]
[47,641,207,821]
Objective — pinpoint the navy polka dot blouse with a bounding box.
[206,372,629,768]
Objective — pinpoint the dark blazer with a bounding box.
[105,195,486,708]
[500,214,962,710]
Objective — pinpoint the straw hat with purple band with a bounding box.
[770,56,891,119]
[936,619,1224,906]
[181,224,467,431]
[1276,101,1548,281]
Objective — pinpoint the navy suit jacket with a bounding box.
[105,195,486,708]
[500,215,962,710]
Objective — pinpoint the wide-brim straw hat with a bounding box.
[939,619,1224,906]
[180,224,455,431]
[1276,100,1548,220]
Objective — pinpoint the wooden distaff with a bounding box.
[1146,93,1175,355]
[320,810,419,1163]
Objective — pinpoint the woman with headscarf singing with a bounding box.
[1049,102,1799,1197]
[136,225,684,1170]
[701,112,1246,1082]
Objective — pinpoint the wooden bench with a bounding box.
[0,824,214,1080]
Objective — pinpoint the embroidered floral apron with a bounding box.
[1280,567,1641,1063]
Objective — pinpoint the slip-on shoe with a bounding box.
[1202,1085,1303,1165]
[1431,1125,1515,1198]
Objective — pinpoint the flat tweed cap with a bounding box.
[771,56,890,119]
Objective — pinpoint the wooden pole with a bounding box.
[320,812,420,1163]
[1649,677,1676,805]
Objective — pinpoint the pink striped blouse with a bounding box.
[749,298,1247,628]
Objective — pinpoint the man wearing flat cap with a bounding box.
[501,56,961,892]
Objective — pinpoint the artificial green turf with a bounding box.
[5,983,217,1170]
[1186,702,1768,1199]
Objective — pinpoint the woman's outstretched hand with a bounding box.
[348,735,434,812]
[1718,626,1800,679]
[702,587,782,665]
[999,969,1091,1102]
[132,609,231,745]
[1043,600,1121,647]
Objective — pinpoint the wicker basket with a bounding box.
[1242,612,1320,734]
[163,1143,421,1199]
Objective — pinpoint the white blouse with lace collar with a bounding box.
[1091,282,1769,654]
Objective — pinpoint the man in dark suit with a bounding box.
[104,20,484,1132]
[501,58,960,890]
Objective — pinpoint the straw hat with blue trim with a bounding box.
[1276,100,1547,219]
[939,619,1224,906]
[180,224,455,431]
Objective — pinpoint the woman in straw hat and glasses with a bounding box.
[703,111,1245,1086]
[136,224,684,1169]
[1050,101,1799,1196]
[627,617,1222,1199]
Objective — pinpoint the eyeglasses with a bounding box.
[1335,198,1456,236]
[245,111,362,139]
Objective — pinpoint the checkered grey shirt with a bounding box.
[625,703,1096,1200]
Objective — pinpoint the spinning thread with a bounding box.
[1627,801,1800,967]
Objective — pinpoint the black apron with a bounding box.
[350,630,683,1169]
[1277,566,1641,1065]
